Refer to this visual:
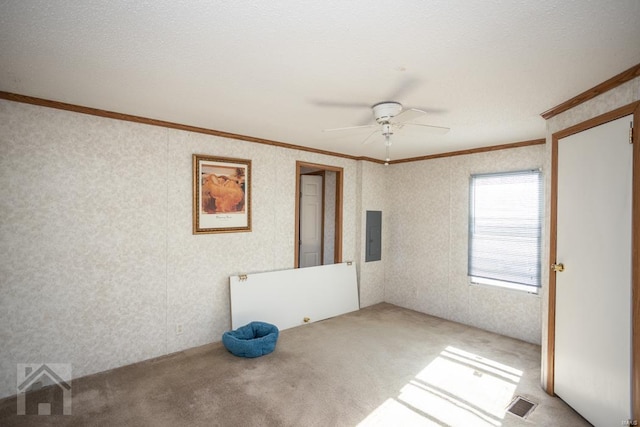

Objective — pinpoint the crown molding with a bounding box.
[541,63,640,120]
[389,139,546,164]
[1,91,542,164]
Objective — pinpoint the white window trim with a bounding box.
[470,276,540,295]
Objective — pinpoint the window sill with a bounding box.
[469,277,540,296]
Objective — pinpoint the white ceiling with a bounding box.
[1,1,639,161]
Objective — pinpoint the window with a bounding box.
[468,170,543,293]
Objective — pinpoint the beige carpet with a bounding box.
[0,303,589,426]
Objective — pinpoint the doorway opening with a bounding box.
[295,161,343,268]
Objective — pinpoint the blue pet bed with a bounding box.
[222,321,279,358]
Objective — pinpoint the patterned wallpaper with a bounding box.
[356,161,388,307]
[0,100,360,398]
[384,146,546,345]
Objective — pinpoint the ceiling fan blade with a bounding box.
[405,106,447,115]
[392,108,427,124]
[362,130,381,145]
[311,100,372,109]
[323,124,375,132]
[400,122,450,135]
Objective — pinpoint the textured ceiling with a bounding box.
[1,1,639,161]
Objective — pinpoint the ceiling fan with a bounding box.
[323,101,450,164]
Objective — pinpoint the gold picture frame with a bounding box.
[193,154,251,234]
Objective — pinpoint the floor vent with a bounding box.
[506,396,537,419]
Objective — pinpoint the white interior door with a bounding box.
[554,115,633,426]
[299,174,323,268]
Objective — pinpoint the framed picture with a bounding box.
[193,154,251,234]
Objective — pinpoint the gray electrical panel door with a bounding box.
[365,211,382,262]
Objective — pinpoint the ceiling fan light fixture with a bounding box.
[381,123,393,138]
[322,99,449,163]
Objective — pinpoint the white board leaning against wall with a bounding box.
[229,262,360,331]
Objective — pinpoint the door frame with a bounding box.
[294,161,343,267]
[546,101,640,419]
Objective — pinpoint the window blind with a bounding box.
[468,170,543,288]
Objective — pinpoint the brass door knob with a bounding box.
[551,263,565,272]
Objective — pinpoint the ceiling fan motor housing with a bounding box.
[373,102,403,123]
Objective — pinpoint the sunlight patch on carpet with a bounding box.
[358,346,523,426]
